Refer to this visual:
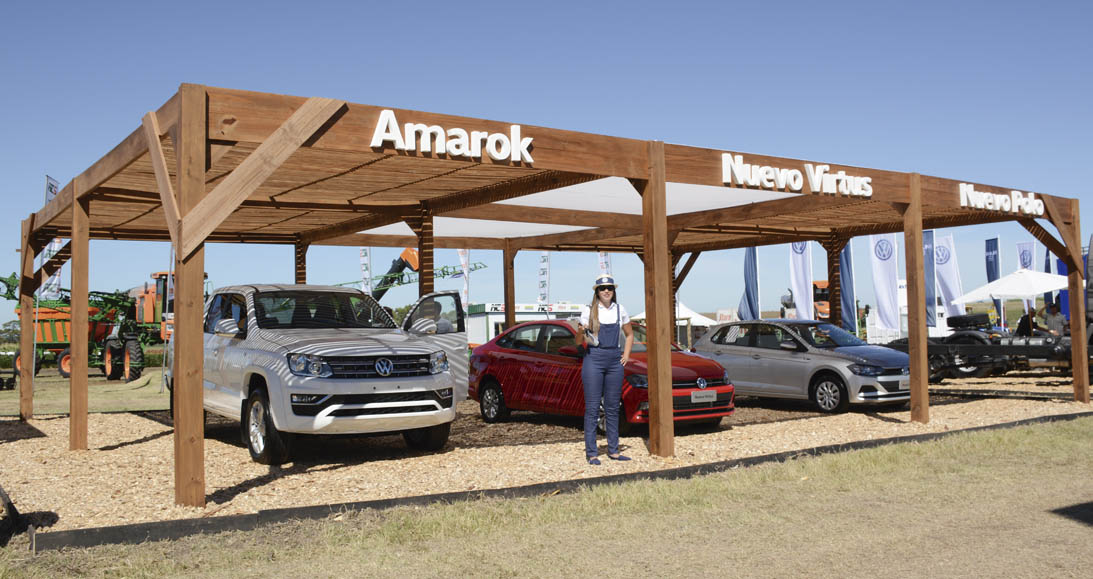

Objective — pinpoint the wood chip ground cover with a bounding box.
[0,373,1088,532]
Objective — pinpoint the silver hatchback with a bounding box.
[692,320,910,412]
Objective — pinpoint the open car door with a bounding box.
[403,291,469,402]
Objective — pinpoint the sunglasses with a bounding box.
[597,286,615,292]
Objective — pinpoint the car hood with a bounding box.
[827,345,909,367]
[627,351,726,381]
[252,328,437,356]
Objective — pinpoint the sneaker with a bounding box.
[587,457,601,465]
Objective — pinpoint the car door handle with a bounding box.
[751,354,761,359]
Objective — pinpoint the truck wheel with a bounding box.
[103,339,124,380]
[243,389,292,465]
[402,422,451,451]
[57,348,72,378]
[14,350,42,376]
[123,339,144,382]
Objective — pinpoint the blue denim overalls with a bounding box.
[582,305,623,459]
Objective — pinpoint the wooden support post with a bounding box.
[821,237,848,328]
[416,209,434,297]
[18,217,36,420]
[173,84,207,508]
[69,195,89,450]
[503,241,516,330]
[900,175,929,423]
[1063,199,1089,403]
[640,141,674,457]
[294,241,308,284]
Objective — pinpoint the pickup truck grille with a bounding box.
[292,390,454,416]
[325,355,432,379]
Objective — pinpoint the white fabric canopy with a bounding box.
[950,268,1069,304]
[632,302,719,327]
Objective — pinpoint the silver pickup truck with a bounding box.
[168,284,467,464]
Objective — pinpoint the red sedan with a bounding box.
[468,320,734,432]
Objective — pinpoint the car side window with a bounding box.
[754,324,791,350]
[710,326,730,345]
[203,295,224,333]
[227,294,247,334]
[543,325,575,355]
[729,325,753,346]
[504,325,542,353]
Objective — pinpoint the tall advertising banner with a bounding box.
[39,176,64,299]
[537,251,550,305]
[839,243,857,333]
[1057,258,1070,318]
[934,235,964,317]
[923,230,936,327]
[870,234,899,330]
[789,242,813,320]
[738,247,759,320]
[597,252,611,276]
[359,247,372,294]
[985,238,1003,325]
[1043,246,1053,308]
[1016,240,1034,311]
[458,249,470,312]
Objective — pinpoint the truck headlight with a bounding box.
[430,351,449,374]
[287,353,333,378]
[626,374,648,388]
[848,364,883,376]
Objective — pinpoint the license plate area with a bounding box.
[691,390,716,403]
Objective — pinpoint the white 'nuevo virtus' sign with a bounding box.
[721,154,872,197]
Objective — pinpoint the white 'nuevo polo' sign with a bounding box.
[958,183,1044,216]
[370,109,533,163]
[721,154,872,197]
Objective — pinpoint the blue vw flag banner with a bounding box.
[1016,240,1034,312]
[985,238,1003,326]
[839,242,856,333]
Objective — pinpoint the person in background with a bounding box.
[1039,302,1066,335]
[1014,308,1046,337]
[575,275,634,465]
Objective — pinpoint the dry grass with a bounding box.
[2,416,1091,578]
[0,369,169,416]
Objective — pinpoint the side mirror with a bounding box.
[214,318,240,337]
[558,345,580,357]
[779,340,799,351]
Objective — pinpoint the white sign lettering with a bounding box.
[370,109,533,163]
[958,183,1044,216]
[722,154,872,197]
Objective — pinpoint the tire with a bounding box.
[123,339,144,382]
[403,422,452,451]
[57,348,72,378]
[243,389,292,465]
[948,336,992,378]
[14,349,42,376]
[810,373,849,413]
[479,381,509,423]
[103,339,123,380]
[597,401,633,436]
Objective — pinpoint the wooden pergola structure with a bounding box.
[18,84,1088,507]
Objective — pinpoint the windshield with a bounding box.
[254,291,396,329]
[629,324,681,352]
[788,322,866,348]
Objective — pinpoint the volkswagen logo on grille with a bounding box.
[696,377,708,389]
[374,358,394,377]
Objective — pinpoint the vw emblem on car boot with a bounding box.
[375,358,394,376]
[697,377,707,389]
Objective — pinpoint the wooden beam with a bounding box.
[408,208,435,297]
[294,241,308,284]
[1019,219,1075,271]
[674,233,816,254]
[70,195,89,450]
[503,241,516,330]
[511,227,633,250]
[173,83,207,508]
[426,171,600,215]
[666,195,862,231]
[1039,194,1083,272]
[298,205,414,245]
[679,224,832,237]
[32,241,72,292]
[820,237,848,328]
[18,217,35,420]
[641,141,673,457]
[141,111,181,248]
[317,233,508,250]
[898,176,929,423]
[675,252,702,287]
[439,203,642,230]
[179,97,346,258]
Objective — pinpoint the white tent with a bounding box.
[632,302,720,327]
[951,268,1069,304]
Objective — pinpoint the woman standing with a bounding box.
[576,275,634,465]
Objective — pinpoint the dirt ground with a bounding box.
[0,372,1089,533]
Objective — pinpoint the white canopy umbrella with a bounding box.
[950,268,1069,304]
[632,302,720,327]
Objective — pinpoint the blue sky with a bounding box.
[1,1,1089,323]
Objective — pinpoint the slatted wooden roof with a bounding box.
[29,84,1082,270]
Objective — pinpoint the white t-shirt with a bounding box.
[579,302,630,327]
[1043,311,1066,335]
